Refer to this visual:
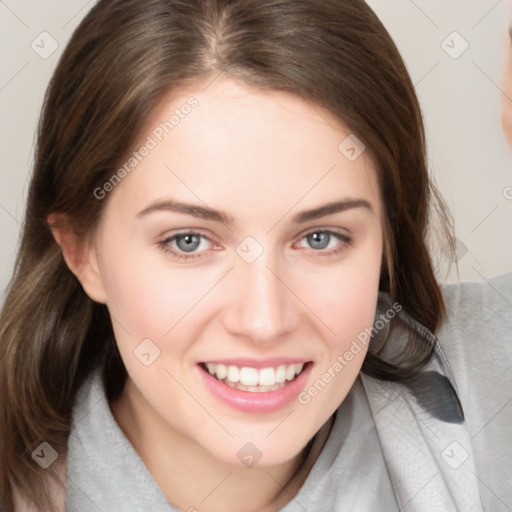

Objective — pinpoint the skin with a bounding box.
[501,30,512,150]
[50,75,384,511]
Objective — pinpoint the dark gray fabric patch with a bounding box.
[406,371,464,424]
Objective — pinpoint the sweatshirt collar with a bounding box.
[359,291,484,511]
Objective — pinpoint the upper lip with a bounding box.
[199,358,311,369]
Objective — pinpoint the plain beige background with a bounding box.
[1,0,511,299]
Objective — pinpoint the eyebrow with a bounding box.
[136,198,374,225]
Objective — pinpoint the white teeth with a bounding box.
[216,364,227,380]
[259,367,276,386]
[239,367,259,386]
[275,365,287,384]
[227,365,240,383]
[204,362,305,390]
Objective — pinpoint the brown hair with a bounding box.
[0,0,454,510]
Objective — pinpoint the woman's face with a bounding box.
[88,76,384,468]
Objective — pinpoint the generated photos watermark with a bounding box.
[297,301,402,405]
[93,97,198,200]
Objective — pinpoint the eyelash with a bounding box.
[157,229,353,262]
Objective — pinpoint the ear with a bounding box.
[47,213,107,304]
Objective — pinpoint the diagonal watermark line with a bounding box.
[0,62,29,93]
[0,0,29,28]
[472,60,512,104]
[111,314,132,336]
[471,266,512,309]
[200,471,234,503]
[471,0,502,30]
[377,383,438,450]
[266,409,295,438]
[265,265,336,335]
[163,367,234,438]
[469,204,499,233]
[201,68,225,92]
[471,470,512,511]
[75,397,104,431]
[164,163,234,233]
[413,408,441,440]
[407,0,439,29]
[399,471,440,510]
[67,475,107,511]
[365,381,433,459]
[0,203,21,225]
[164,267,234,336]
[414,62,439,88]
[302,97,336,130]
[266,164,336,234]
[470,397,512,440]
[61,0,94,29]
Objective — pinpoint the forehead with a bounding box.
[105,76,382,223]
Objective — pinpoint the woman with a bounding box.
[1,0,510,511]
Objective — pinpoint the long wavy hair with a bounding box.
[0,0,454,510]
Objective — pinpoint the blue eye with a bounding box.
[172,233,202,252]
[158,231,213,262]
[158,229,352,262]
[296,230,353,259]
[303,231,341,250]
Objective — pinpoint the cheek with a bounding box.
[294,261,380,421]
[98,243,209,347]
[307,273,380,360]
[303,235,382,340]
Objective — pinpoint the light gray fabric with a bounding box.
[361,293,483,511]
[65,273,512,511]
[65,376,172,512]
[436,273,512,511]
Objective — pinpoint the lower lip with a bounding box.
[196,363,312,413]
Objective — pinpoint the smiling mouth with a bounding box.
[199,362,310,393]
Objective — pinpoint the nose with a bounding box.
[221,249,298,345]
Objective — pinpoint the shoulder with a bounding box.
[437,272,512,368]
[440,271,512,321]
[436,272,512,509]
[436,271,512,385]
